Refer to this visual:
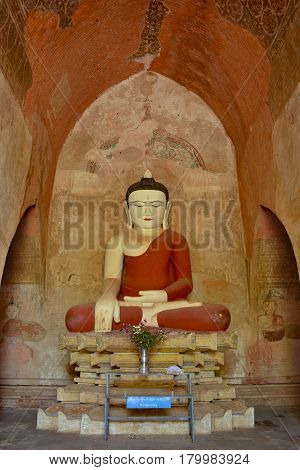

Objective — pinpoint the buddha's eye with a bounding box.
[129,201,164,208]
[130,202,145,208]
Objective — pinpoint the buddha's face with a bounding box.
[128,190,167,230]
[262,300,277,315]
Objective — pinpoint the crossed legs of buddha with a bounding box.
[65,302,230,332]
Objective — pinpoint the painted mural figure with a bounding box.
[258,289,285,342]
[66,170,231,332]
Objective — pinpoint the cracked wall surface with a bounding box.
[0,0,81,103]
[215,0,299,57]
[130,0,170,68]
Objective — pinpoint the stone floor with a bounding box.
[0,406,299,450]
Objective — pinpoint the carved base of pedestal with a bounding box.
[37,331,255,436]
[37,400,254,435]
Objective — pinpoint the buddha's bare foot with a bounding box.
[120,300,202,328]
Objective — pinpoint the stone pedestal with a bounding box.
[37,331,254,435]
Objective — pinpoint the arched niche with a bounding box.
[247,206,300,383]
[1,206,43,287]
[45,71,249,381]
[47,72,247,299]
[0,70,32,284]
[0,206,46,382]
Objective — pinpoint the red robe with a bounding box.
[118,230,193,301]
[66,230,230,332]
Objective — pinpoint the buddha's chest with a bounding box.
[122,229,170,258]
[124,242,171,268]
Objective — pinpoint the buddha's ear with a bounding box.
[163,201,172,230]
[123,201,133,229]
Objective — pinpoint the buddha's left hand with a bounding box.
[124,290,168,304]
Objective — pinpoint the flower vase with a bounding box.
[139,347,149,374]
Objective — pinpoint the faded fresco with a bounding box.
[0,207,47,383]
[247,206,300,382]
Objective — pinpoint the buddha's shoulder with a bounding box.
[106,230,142,251]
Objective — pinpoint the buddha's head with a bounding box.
[262,288,283,315]
[124,170,171,230]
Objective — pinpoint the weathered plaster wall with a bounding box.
[272,84,300,272]
[244,84,300,384]
[268,6,300,120]
[237,104,275,257]
[0,71,32,282]
[0,207,46,383]
[0,75,53,385]
[247,207,300,383]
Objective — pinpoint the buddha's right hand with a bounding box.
[94,295,120,332]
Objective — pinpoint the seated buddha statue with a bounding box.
[66,170,230,333]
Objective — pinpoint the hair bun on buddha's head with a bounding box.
[126,169,169,202]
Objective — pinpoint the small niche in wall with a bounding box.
[1,206,42,285]
[248,206,300,382]
[253,206,299,308]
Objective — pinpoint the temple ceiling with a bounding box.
[215,0,299,57]
[0,0,81,103]
[0,0,298,154]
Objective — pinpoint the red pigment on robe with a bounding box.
[66,230,230,332]
[118,230,193,301]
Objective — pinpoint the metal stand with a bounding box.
[104,372,195,442]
